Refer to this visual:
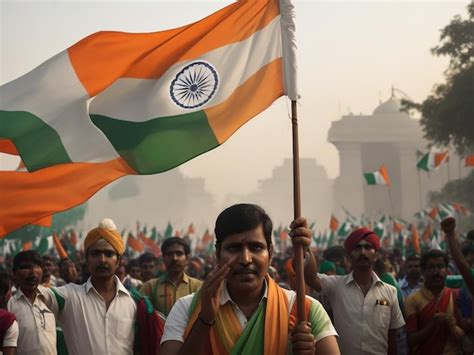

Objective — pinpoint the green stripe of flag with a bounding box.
[0,110,72,170]
[90,111,219,174]
[417,153,430,171]
[364,173,377,185]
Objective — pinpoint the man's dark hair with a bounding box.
[406,254,421,263]
[323,246,346,262]
[42,255,55,263]
[466,230,474,242]
[161,237,191,256]
[420,249,449,271]
[127,259,140,273]
[461,241,474,257]
[138,252,157,266]
[214,204,272,248]
[373,258,386,274]
[13,250,43,272]
[0,271,12,299]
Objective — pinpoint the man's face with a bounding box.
[86,239,120,279]
[129,266,141,280]
[163,243,188,275]
[217,225,272,294]
[423,256,447,289]
[15,261,43,294]
[42,259,55,278]
[466,252,474,268]
[116,265,126,281]
[405,259,421,280]
[349,240,377,271]
[59,259,78,283]
[140,261,157,282]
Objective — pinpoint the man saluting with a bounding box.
[161,203,339,354]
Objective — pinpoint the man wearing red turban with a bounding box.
[344,227,381,254]
[293,226,405,355]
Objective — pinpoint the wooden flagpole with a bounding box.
[291,100,306,322]
[417,168,423,211]
[387,186,395,217]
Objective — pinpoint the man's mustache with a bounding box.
[233,267,258,274]
[26,276,39,283]
[96,264,110,271]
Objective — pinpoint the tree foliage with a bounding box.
[413,3,474,234]
[403,3,474,155]
[429,171,474,232]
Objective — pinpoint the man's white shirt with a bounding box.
[318,271,405,355]
[44,276,136,355]
[7,285,57,355]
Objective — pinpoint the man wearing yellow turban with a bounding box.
[44,218,137,355]
[84,218,125,256]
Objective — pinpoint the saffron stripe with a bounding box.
[206,58,284,143]
[89,16,282,121]
[68,1,280,96]
[0,158,135,237]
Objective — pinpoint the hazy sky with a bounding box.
[1,0,469,202]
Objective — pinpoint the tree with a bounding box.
[403,3,474,155]
[403,3,474,233]
[429,171,474,232]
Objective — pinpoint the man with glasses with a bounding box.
[8,250,57,355]
[302,227,405,355]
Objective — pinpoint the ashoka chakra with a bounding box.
[170,61,219,109]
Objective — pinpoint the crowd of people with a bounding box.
[0,203,473,354]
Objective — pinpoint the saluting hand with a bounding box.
[291,321,315,355]
[199,258,237,324]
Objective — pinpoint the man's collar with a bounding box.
[14,285,47,301]
[400,277,422,289]
[159,272,189,285]
[345,271,382,286]
[220,278,268,306]
[399,277,409,289]
[85,275,128,295]
[421,285,445,300]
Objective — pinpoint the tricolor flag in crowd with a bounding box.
[465,154,474,167]
[417,150,448,171]
[329,215,339,232]
[0,0,297,237]
[364,165,391,187]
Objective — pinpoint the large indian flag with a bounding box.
[0,0,297,237]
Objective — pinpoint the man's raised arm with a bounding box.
[441,217,474,295]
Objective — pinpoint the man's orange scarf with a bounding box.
[407,287,453,355]
[184,276,309,354]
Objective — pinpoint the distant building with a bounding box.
[81,169,216,232]
[240,158,333,226]
[328,94,469,220]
